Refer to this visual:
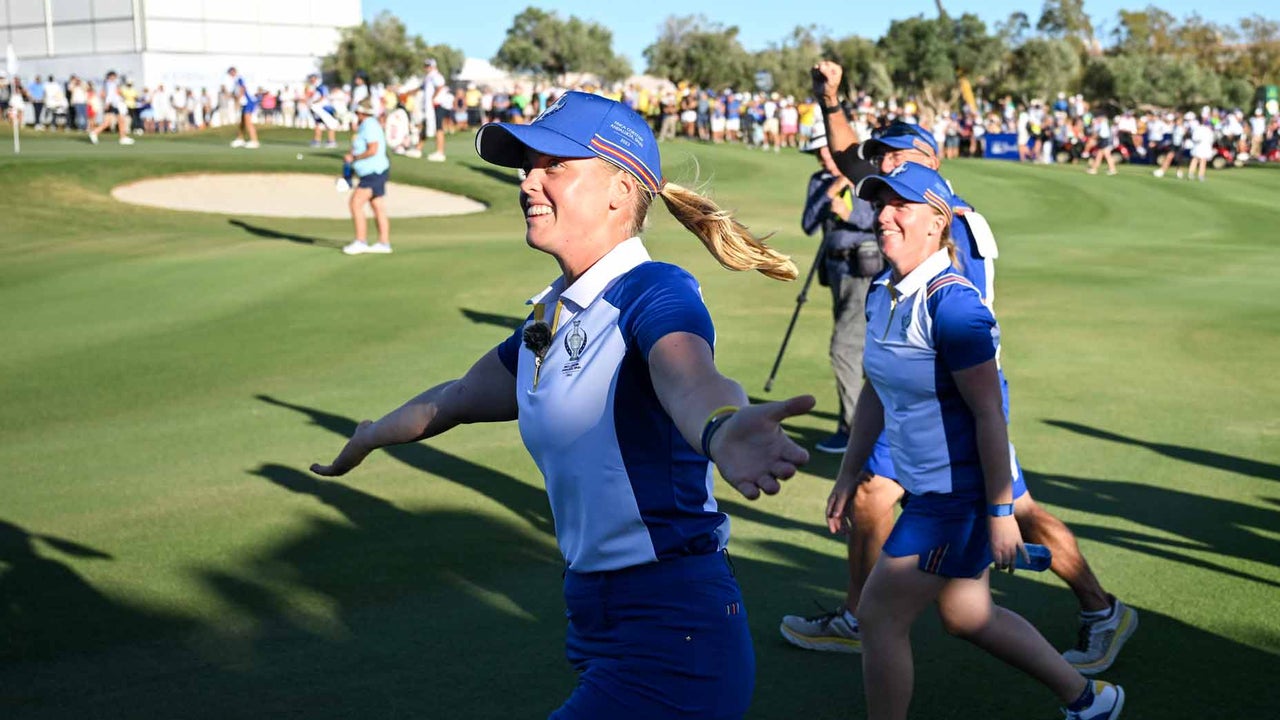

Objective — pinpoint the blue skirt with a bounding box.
[883,493,993,578]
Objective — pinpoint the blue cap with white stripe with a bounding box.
[475,91,665,193]
[855,162,956,223]
[858,121,939,160]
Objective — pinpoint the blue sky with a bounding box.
[366,0,1275,69]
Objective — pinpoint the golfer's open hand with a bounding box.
[311,419,377,477]
[825,470,862,535]
[709,395,815,499]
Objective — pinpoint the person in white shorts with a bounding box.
[1187,115,1216,181]
[88,71,134,145]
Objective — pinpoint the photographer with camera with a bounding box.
[801,126,883,454]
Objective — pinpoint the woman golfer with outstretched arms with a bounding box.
[312,91,814,720]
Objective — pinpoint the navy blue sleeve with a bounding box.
[613,263,715,358]
[802,172,833,236]
[495,314,532,376]
[930,285,999,371]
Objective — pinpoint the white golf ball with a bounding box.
[296,153,304,160]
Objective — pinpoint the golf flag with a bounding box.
[6,43,18,153]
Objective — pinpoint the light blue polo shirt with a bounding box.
[496,238,727,573]
[351,117,390,176]
[863,249,1000,500]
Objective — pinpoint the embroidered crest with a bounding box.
[533,94,567,124]
[564,320,588,361]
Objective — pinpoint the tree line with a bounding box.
[326,3,1279,111]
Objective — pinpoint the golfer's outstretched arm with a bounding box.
[311,348,517,476]
[648,332,813,500]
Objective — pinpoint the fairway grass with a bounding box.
[2,126,1278,719]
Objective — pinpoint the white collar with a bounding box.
[526,237,651,310]
[874,248,953,299]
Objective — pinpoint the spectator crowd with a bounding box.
[4,66,1278,174]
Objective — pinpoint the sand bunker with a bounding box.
[111,173,487,219]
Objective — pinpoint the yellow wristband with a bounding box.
[704,405,740,428]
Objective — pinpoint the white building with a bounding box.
[1,0,361,89]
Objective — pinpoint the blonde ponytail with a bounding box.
[605,158,797,281]
[656,182,798,281]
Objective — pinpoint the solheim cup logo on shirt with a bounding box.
[561,319,588,377]
[565,320,588,361]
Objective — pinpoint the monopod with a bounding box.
[763,238,827,392]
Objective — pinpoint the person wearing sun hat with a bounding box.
[340,98,392,255]
[313,90,815,719]
[835,161,1127,720]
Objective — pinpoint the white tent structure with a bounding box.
[454,57,512,88]
[0,0,360,89]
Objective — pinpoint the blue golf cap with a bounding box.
[858,121,939,161]
[475,91,664,193]
[855,162,956,224]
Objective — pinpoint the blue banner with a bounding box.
[984,133,1021,161]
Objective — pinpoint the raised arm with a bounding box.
[813,61,856,155]
[311,347,517,476]
[647,331,814,499]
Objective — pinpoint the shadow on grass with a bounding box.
[6,470,1279,718]
[0,518,171,664]
[1044,419,1280,482]
[460,307,525,330]
[1026,469,1280,589]
[228,218,337,248]
[256,394,553,534]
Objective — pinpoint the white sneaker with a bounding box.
[119,136,135,145]
[405,148,423,159]
[366,242,392,254]
[1086,168,1097,175]
[1063,597,1138,675]
[335,178,351,193]
[245,141,260,149]
[325,141,338,149]
[1062,680,1124,720]
[230,138,246,148]
[427,152,446,162]
[89,131,99,145]
[779,606,861,654]
[341,240,369,255]
[1152,169,1164,178]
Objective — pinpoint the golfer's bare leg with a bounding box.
[859,553,945,720]
[350,188,371,242]
[370,196,390,246]
[847,473,903,614]
[936,572,1088,704]
[1015,494,1110,613]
